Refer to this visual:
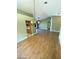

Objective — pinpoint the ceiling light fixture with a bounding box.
[44,1,48,4]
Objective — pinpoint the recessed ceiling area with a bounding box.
[17,0,61,20]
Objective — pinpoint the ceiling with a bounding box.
[17,0,61,20]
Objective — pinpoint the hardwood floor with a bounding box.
[17,30,61,59]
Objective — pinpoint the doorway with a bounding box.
[25,20,32,34]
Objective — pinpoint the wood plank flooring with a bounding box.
[17,30,61,59]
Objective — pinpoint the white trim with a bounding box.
[17,32,37,43]
[50,17,53,31]
[25,32,37,39]
[17,36,27,43]
[50,30,60,32]
[31,32,38,36]
[53,30,60,32]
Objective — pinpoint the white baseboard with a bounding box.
[17,32,38,43]
[50,30,60,32]
[18,30,60,43]
[32,32,38,36]
[26,32,37,38]
[54,31,60,32]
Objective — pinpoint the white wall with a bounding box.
[39,17,51,30]
[17,13,33,42]
[39,20,48,29]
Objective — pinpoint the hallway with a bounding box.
[17,30,60,59]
